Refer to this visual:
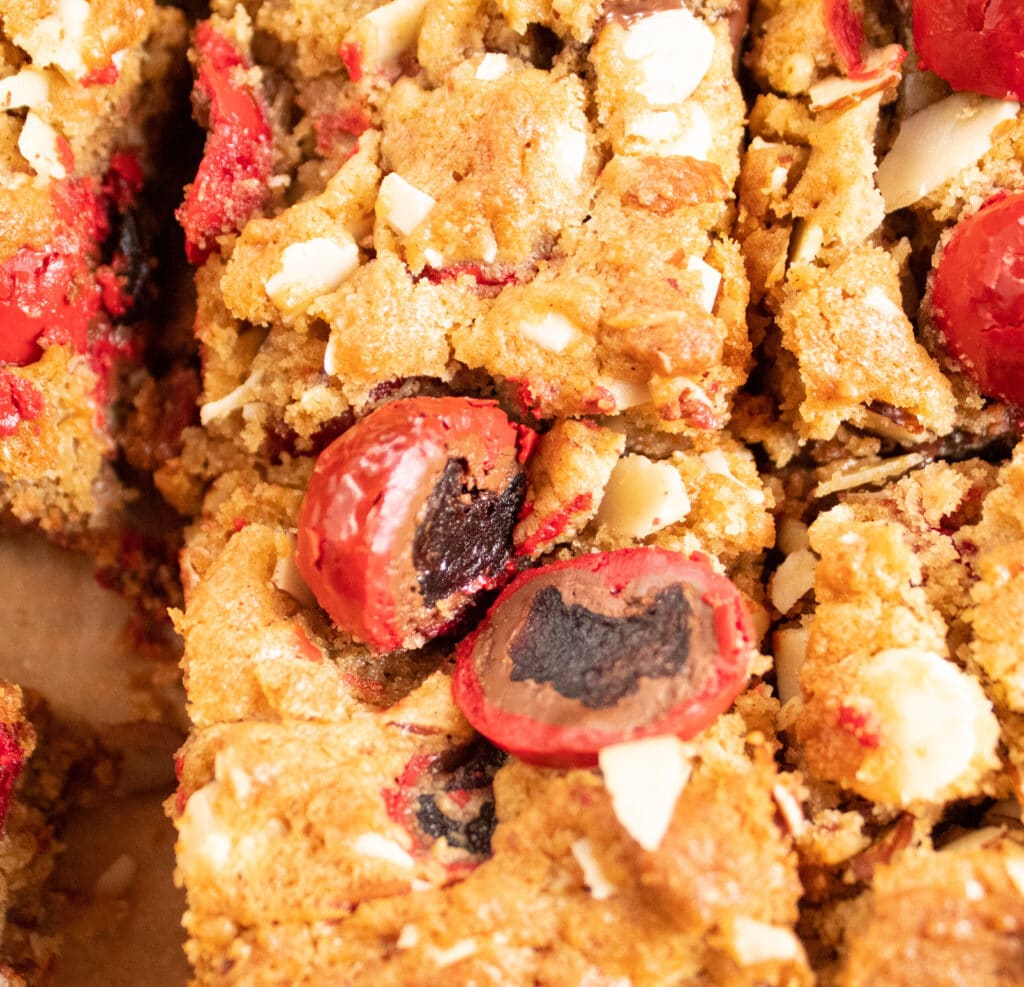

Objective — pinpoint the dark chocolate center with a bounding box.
[507,584,692,708]
[413,458,524,608]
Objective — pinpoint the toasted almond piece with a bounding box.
[599,736,694,852]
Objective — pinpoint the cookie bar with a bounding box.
[162,0,817,981]
[737,0,1023,466]
[0,0,191,536]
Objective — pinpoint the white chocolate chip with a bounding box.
[551,123,588,183]
[727,917,801,966]
[626,104,712,160]
[0,68,50,111]
[377,172,437,236]
[570,838,618,901]
[601,377,649,411]
[178,784,233,870]
[348,0,431,73]
[11,0,90,77]
[352,833,415,869]
[595,454,690,539]
[853,648,997,804]
[876,93,1018,212]
[770,549,817,615]
[620,8,714,107]
[686,256,721,313]
[475,52,510,81]
[396,924,420,949]
[18,111,66,180]
[599,736,694,852]
[264,236,360,316]
[519,311,580,353]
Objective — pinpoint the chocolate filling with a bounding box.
[416,796,497,856]
[413,458,525,608]
[508,584,692,709]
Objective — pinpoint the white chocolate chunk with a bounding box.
[0,68,50,111]
[728,917,801,966]
[686,256,721,313]
[620,8,714,106]
[178,784,232,870]
[699,450,766,505]
[853,648,997,804]
[350,0,431,73]
[396,925,420,949]
[626,104,712,160]
[602,377,650,411]
[596,454,690,539]
[876,93,1018,212]
[352,833,415,869]
[264,236,360,316]
[18,111,66,179]
[11,0,90,77]
[570,838,618,901]
[551,123,588,183]
[599,736,694,852]
[475,52,510,81]
[770,549,817,615]
[377,172,437,236]
[519,311,580,353]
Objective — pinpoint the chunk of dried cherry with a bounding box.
[453,547,755,767]
[296,396,534,651]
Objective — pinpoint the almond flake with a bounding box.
[595,454,690,539]
[599,736,694,852]
[876,93,1018,213]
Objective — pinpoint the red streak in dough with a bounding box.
[178,23,273,264]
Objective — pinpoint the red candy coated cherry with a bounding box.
[453,547,755,768]
[297,396,533,652]
[914,0,1024,101]
[930,192,1024,406]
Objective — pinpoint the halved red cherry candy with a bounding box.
[913,0,1024,101]
[930,191,1024,406]
[453,547,755,768]
[297,396,534,652]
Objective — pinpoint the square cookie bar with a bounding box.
[163,0,818,982]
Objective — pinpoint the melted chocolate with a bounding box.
[600,0,682,28]
[399,738,507,860]
[413,459,524,607]
[508,584,692,709]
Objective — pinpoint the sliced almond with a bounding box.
[876,93,1018,213]
[595,454,690,539]
[599,736,694,852]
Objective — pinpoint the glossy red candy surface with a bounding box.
[177,23,273,264]
[930,192,1024,406]
[297,396,532,652]
[914,0,1024,100]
